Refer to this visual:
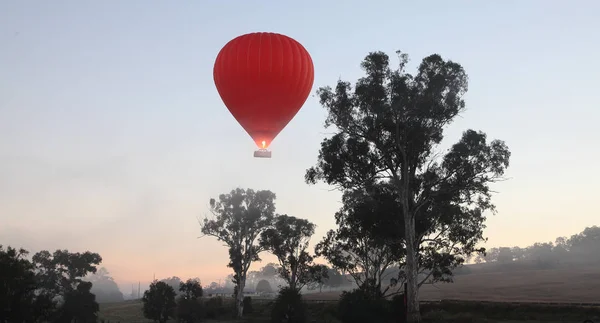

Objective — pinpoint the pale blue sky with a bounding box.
[1,1,599,291]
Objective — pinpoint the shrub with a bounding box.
[390,294,406,323]
[243,296,253,314]
[176,297,204,323]
[337,289,391,323]
[270,287,307,323]
[204,297,227,319]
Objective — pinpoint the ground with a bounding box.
[99,266,600,323]
[304,266,600,303]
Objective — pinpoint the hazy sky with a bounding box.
[2,1,599,292]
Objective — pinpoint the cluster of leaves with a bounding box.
[0,245,102,323]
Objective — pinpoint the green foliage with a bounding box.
[176,279,205,323]
[243,296,253,314]
[0,245,103,322]
[0,245,38,323]
[142,280,177,323]
[204,297,227,319]
[315,184,404,297]
[337,289,392,323]
[176,297,205,323]
[32,249,102,296]
[270,287,308,323]
[260,214,326,291]
[60,281,100,323]
[179,278,203,300]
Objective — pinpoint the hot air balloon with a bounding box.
[213,32,314,158]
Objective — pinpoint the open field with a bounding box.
[304,266,600,303]
[100,267,600,322]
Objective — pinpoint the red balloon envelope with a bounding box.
[213,32,314,151]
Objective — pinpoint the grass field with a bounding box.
[304,266,600,303]
[100,266,600,323]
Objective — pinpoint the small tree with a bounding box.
[306,50,510,322]
[179,278,203,299]
[177,279,204,323]
[324,268,343,291]
[201,188,276,318]
[270,287,308,323]
[255,279,273,294]
[61,281,99,323]
[142,280,177,323]
[260,215,327,292]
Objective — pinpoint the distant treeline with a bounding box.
[473,226,600,269]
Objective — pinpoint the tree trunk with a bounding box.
[236,275,246,318]
[404,213,421,323]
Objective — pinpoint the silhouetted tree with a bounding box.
[142,280,176,323]
[1,246,103,322]
[201,188,276,318]
[32,249,102,298]
[316,184,405,298]
[568,226,600,263]
[260,215,327,292]
[60,281,99,323]
[306,50,511,322]
[324,267,343,291]
[0,245,38,323]
[179,278,203,299]
[255,279,273,294]
[177,279,204,323]
[260,263,279,278]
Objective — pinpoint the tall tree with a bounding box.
[201,188,276,318]
[260,215,327,292]
[305,51,510,322]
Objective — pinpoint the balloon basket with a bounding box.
[254,149,272,158]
